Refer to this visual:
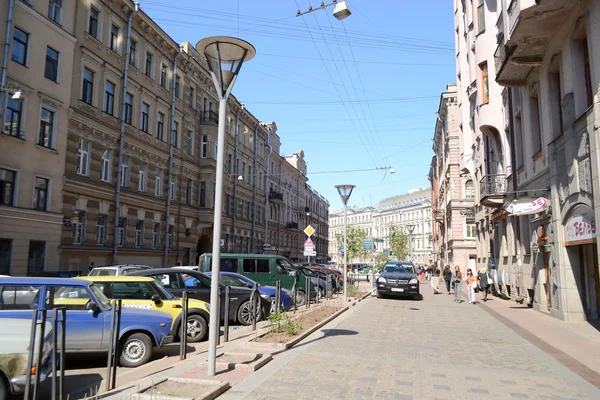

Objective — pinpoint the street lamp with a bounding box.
[335,184,355,303]
[406,224,416,263]
[196,36,255,377]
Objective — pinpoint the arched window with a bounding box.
[465,180,475,200]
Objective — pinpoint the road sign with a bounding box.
[304,237,314,247]
[304,249,317,256]
[304,225,315,237]
[362,239,373,250]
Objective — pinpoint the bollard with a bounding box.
[305,277,310,310]
[180,292,189,360]
[105,299,122,392]
[59,308,65,400]
[110,300,122,390]
[32,309,47,400]
[24,309,39,400]
[51,307,66,400]
[251,283,258,331]
[223,286,231,343]
[292,280,298,314]
[275,280,281,314]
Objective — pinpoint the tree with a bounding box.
[335,225,369,263]
[388,225,409,260]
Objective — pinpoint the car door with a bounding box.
[180,273,228,320]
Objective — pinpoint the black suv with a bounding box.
[376,261,420,299]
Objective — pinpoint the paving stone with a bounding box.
[510,393,529,398]
[433,385,451,391]
[395,380,413,386]
[469,388,490,394]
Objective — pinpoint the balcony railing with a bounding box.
[285,221,298,230]
[480,174,507,198]
[269,190,283,202]
[200,110,218,124]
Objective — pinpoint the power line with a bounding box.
[257,53,454,66]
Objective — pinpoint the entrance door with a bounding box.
[580,244,599,321]
[543,251,551,310]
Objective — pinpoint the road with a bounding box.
[220,283,600,399]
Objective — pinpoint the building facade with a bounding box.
[328,189,433,265]
[429,85,477,270]
[0,0,77,276]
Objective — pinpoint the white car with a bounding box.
[88,265,152,276]
[173,265,199,271]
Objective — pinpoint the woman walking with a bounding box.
[443,265,452,295]
[430,266,441,294]
[466,268,477,304]
[478,267,491,302]
[452,266,463,303]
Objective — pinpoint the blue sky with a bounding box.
[140,0,455,210]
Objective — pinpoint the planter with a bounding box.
[200,352,272,372]
[131,377,229,400]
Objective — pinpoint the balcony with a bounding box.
[285,221,298,230]
[479,174,507,208]
[495,0,578,86]
[200,110,218,124]
[269,189,284,203]
[466,79,477,102]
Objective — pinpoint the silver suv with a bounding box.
[88,265,152,276]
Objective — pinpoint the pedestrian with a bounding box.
[466,268,477,304]
[430,266,441,294]
[443,265,452,295]
[452,265,463,303]
[87,262,95,275]
[477,267,491,302]
[419,266,425,281]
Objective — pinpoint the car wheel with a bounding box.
[295,290,306,307]
[237,300,262,326]
[186,314,208,342]
[119,332,153,368]
[0,375,7,400]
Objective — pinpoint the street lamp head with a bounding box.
[237,175,243,181]
[335,184,355,205]
[196,36,255,98]
[333,1,352,20]
[389,167,395,175]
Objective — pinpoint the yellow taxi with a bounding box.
[78,276,211,342]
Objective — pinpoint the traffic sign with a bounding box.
[304,225,315,237]
[362,239,373,250]
[304,237,314,247]
[304,249,317,256]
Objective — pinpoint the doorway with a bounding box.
[577,243,599,321]
[543,250,551,310]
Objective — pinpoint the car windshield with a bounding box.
[89,284,111,309]
[299,267,315,277]
[383,264,414,274]
[89,269,116,276]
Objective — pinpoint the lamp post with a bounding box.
[196,36,255,377]
[406,224,416,263]
[335,184,355,303]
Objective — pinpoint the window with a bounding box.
[0,168,16,206]
[104,81,115,115]
[169,181,176,200]
[186,130,193,156]
[572,29,593,114]
[82,68,94,104]
[227,154,233,173]
[100,150,111,182]
[200,181,206,207]
[514,112,525,168]
[186,178,193,205]
[466,223,476,239]
[76,139,90,176]
[27,241,46,276]
[88,7,99,39]
[548,62,563,138]
[129,40,136,67]
[465,180,475,200]
[48,0,62,24]
[11,27,28,65]
[175,76,181,98]
[120,157,129,187]
[38,108,55,148]
[122,92,133,125]
[72,212,85,244]
[145,52,153,76]
[160,64,167,88]
[138,166,146,192]
[477,0,485,33]
[96,214,107,245]
[213,138,218,160]
[4,97,22,137]
[152,223,160,249]
[0,239,12,275]
[242,162,246,181]
[201,135,208,158]
[117,218,126,247]
[141,103,149,133]
[110,24,119,52]
[480,62,489,103]
[171,121,178,147]
[44,47,59,81]
[529,91,542,155]
[33,177,49,211]
[135,220,144,248]
[188,86,195,108]
[157,112,164,141]
[167,225,173,249]
[248,166,252,184]
[48,286,92,310]
[154,172,162,196]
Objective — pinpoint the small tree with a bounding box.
[335,225,368,263]
[388,225,409,260]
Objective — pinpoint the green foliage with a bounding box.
[335,225,369,263]
[388,225,409,260]
[347,285,361,298]
[268,311,301,335]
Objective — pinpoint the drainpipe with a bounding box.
[164,46,183,267]
[112,2,139,263]
[251,123,259,253]
[0,0,15,132]
[264,127,273,253]
[232,105,243,252]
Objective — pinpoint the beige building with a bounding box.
[0,0,76,275]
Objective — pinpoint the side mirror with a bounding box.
[87,301,100,313]
[151,294,162,305]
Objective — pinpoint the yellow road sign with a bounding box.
[304,225,315,237]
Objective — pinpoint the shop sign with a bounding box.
[504,197,549,216]
[565,205,596,243]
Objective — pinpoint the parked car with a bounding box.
[376,261,420,299]
[0,277,173,368]
[205,271,294,312]
[79,276,210,342]
[296,267,327,299]
[134,269,270,326]
[306,266,344,293]
[198,254,317,306]
[0,318,53,399]
[88,265,152,276]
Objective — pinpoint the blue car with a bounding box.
[0,277,174,368]
[203,272,293,312]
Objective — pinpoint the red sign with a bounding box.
[304,238,314,248]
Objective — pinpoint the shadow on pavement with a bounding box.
[273,328,358,355]
[37,373,104,399]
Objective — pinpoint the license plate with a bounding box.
[391,288,404,292]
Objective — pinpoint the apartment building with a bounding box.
[0,0,77,275]
[429,85,477,270]
[328,189,433,265]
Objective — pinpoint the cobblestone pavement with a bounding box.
[220,283,600,400]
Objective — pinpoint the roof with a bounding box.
[79,276,155,283]
[0,277,91,286]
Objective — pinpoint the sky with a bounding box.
[140,0,456,210]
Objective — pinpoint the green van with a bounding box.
[198,253,317,306]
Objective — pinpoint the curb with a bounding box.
[130,377,230,400]
[200,352,273,372]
